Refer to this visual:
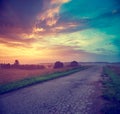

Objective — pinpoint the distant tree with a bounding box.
[1,63,11,69]
[54,61,64,69]
[14,60,20,66]
[70,61,79,67]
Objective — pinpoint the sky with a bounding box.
[0,0,120,64]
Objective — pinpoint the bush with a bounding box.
[54,61,64,69]
[70,61,79,67]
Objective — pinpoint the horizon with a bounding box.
[0,60,119,65]
[0,0,120,63]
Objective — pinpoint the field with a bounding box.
[107,65,120,75]
[0,65,87,94]
[101,65,120,114]
[0,66,73,84]
[1,64,120,113]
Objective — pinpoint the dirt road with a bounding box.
[0,66,103,114]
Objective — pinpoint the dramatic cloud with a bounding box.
[0,0,120,63]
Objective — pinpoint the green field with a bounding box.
[101,66,120,114]
[0,67,87,94]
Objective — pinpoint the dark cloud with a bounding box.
[0,0,45,48]
[95,48,115,55]
[0,0,43,33]
[1,0,118,35]
[58,7,120,33]
[89,8,120,28]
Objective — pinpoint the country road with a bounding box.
[0,66,103,114]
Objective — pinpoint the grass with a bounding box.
[0,67,74,84]
[101,66,120,114]
[0,66,87,94]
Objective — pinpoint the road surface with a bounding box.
[0,66,103,114]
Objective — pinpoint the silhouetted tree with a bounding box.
[70,61,79,67]
[54,61,64,69]
[13,60,20,68]
[0,63,11,69]
[14,60,19,66]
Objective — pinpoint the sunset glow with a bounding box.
[0,0,120,63]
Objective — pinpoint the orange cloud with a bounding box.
[51,0,71,4]
[37,7,59,27]
[36,0,70,27]
[33,28,46,33]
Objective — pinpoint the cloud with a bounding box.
[0,0,43,30]
[36,0,70,27]
[0,0,73,47]
[0,34,37,48]
[0,0,43,42]
[38,45,120,62]
[0,0,120,63]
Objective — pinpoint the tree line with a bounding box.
[0,60,80,70]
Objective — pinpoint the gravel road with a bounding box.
[0,66,103,114]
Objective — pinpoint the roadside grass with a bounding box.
[101,66,120,114]
[0,66,87,94]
